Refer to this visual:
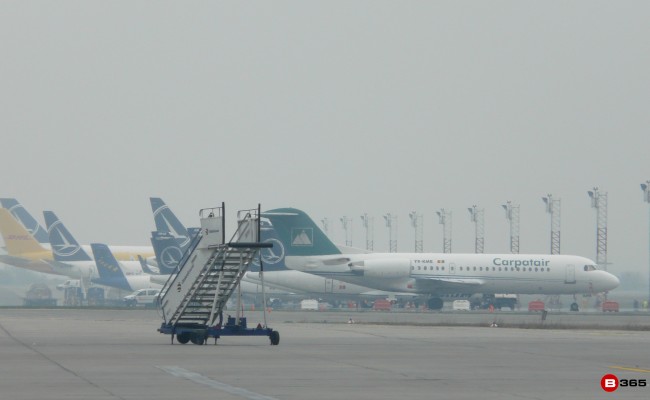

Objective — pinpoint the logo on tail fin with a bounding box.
[261,238,285,264]
[48,221,82,257]
[291,228,313,246]
[160,246,183,271]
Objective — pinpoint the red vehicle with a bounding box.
[602,301,619,312]
[372,299,392,311]
[528,300,545,312]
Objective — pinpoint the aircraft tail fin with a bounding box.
[261,208,341,257]
[247,218,290,272]
[0,208,50,255]
[150,231,185,274]
[150,197,190,238]
[43,211,92,262]
[138,255,159,275]
[90,243,132,291]
[0,198,49,244]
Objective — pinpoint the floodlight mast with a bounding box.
[409,211,423,253]
[436,209,452,253]
[642,181,650,304]
[340,216,352,247]
[542,194,561,255]
[320,218,329,236]
[360,213,374,251]
[383,213,398,253]
[502,201,520,254]
[588,187,608,270]
[467,205,485,253]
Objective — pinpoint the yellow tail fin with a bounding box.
[0,208,49,255]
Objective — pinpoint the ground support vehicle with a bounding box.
[156,205,279,346]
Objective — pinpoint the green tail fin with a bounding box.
[262,208,341,256]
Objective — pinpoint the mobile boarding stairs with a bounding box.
[157,204,279,345]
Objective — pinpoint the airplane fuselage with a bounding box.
[284,253,619,296]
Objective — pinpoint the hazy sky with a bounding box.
[1,2,649,278]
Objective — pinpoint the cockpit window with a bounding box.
[584,265,597,271]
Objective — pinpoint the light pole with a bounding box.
[360,213,374,251]
[642,181,650,304]
[502,201,520,254]
[321,218,329,236]
[587,188,608,269]
[436,209,452,253]
[383,213,397,253]
[409,211,423,253]
[340,216,352,247]
[542,194,561,255]
[467,205,485,254]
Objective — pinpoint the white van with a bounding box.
[300,299,319,311]
[452,300,471,311]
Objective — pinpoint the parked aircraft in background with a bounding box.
[0,198,50,245]
[149,199,404,300]
[0,208,59,275]
[43,211,154,262]
[43,211,144,279]
[262,208,620,310]
[150,197,196,248]
[90,243,161,292]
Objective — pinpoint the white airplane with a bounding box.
[150,198,404,299]
[43,211,148,279]
[261,208,620,310]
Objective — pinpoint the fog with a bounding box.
[2,2,649,286]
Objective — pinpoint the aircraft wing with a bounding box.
[0,255,63,275]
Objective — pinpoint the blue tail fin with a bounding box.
[150,231,186,274]
[90,243,133,291]
[261,208,341,257]
[137,255,159,275]
[0,198,49,244]
[150,197,192,247]
[44,211,92,262]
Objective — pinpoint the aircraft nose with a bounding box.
[603,272,620,291]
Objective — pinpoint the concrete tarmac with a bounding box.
[1,308,649,400]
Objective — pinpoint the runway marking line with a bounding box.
[157,366,279,400]
[610,366,650,373]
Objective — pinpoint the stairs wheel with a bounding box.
[270,330,280,346]
[177,333,190,344]
[191,334,205,345]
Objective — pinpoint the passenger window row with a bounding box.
[411,266,551,272]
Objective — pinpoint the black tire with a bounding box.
[570,302,579,312]
[427,297,443,310]
[176,333,190,344]
[270,330,280,346]
[191,334,205,345]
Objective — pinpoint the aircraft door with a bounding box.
[565,265,576,284]
[325,278,334,293]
